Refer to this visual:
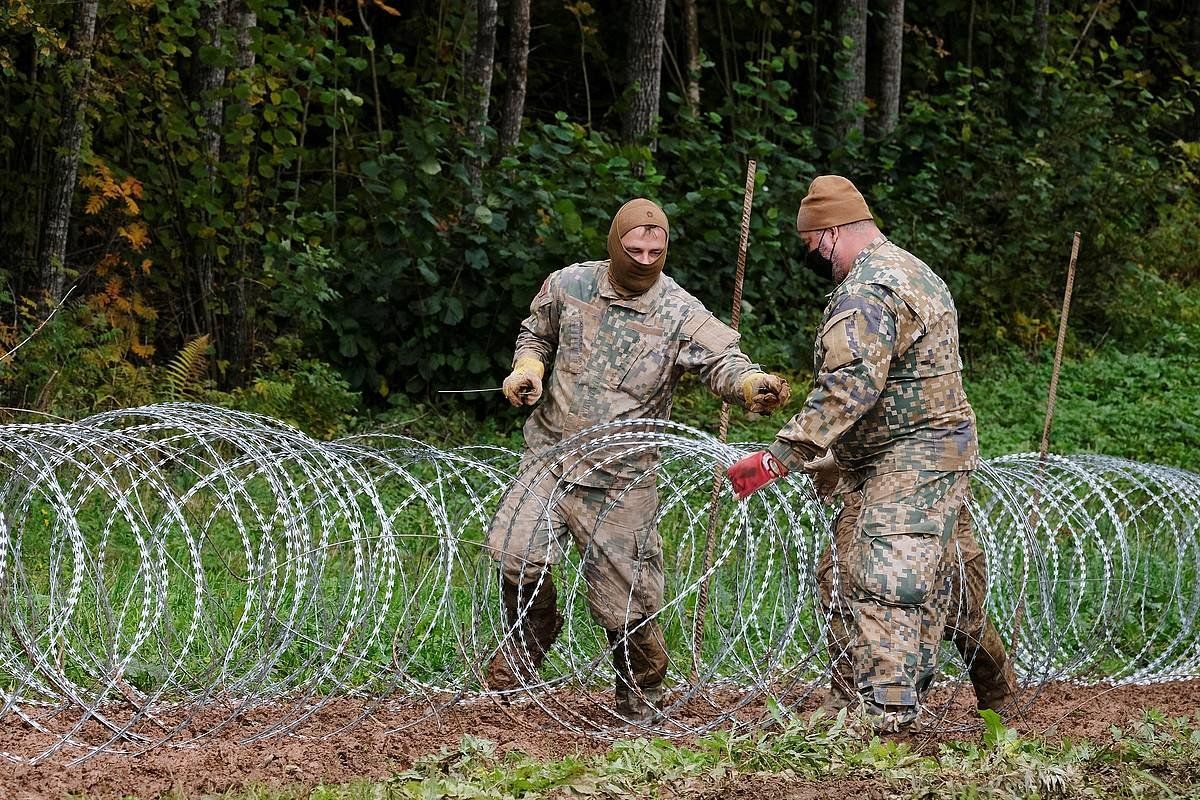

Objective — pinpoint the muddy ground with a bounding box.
[2,680,1198,799]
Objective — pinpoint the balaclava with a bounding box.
[606,198,670,295]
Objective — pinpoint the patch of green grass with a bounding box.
[104,709,1200,799]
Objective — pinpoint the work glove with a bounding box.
[802,450,839,502]
[502,357,545,407]
[726,450,789,500]
[740,372,792,414]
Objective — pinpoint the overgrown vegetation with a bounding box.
[107,709,1200,799]
[1,1,1196,428]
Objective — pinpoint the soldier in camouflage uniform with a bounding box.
[728,175,1016,731]
[486,198,791,722]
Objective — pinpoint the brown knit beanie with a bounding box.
[607,198,669,294]
[795,175,873,232]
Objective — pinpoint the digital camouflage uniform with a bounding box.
[487,260,761,689]
[768,236,1011,714]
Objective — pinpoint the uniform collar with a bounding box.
[828,235,889,296]
[599,264,664,313]
[852,234,889,269]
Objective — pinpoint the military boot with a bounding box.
[955,619,1018,712]
[818,613,856,715]
[608,619,668,724]
[484,576,563,692]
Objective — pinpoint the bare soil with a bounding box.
[2,680,1198,800]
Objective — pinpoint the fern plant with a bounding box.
[164,334,211,400]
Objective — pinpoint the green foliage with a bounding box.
[221,336,361,440]
[165,334,212,400]
[117,711,1200,799]
[0,0,1197,427]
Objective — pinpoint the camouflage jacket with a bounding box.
[514,261,760,487]
[768,236,979,487]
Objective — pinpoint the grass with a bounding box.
[105,708,1200,799]
[12,294,1199,699]
[29,286,1200,799]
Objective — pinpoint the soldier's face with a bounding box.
[801,228,837,281]
[802,228,836,258]
[620,226,667,265]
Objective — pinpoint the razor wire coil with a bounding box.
[0,403,1197,762]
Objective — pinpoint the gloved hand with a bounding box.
[726,450,789,499]
[740,372,792,414]
[802,450,839,502]
[502,357,545,407]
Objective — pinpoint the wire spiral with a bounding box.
[0,404,1196,762]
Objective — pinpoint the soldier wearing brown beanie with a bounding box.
[728,175,1016,731]
[486,197,791,723]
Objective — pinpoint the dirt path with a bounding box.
[2,680,1198,799]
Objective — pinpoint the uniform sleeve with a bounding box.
[512,273,561,368]
[768,287,898,471]
[676,309,760,406]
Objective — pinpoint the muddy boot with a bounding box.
[819,613,856,715]
[484,575,563,692]
[844,695,921,734]
[608,620,668,723]
[955,620,1017,713]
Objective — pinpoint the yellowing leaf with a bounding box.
[119,222,150,250]
[84,194,106,215]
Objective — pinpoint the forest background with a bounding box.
[0,0,1197,466]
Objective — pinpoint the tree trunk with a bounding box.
[682,0,701,115]
[38,0,99,303]
[1034,0,1050,66]
[622,0,667,143]
[498,0,530,151]
[832,0,867,140]
[1188,0,1200,134]
[875,0,904,136]
[465,0,498,188]
[195,0,228,340]
[225,0,257,384]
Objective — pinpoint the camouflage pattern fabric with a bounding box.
[819,471,1015,710]
[486,457,664,630]
[767,236,978,488]
[514,262,761,487]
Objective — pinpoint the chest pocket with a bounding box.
[616,321,672,398]
[559,295,601,373]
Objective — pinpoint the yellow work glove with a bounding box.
[802,450,840,502]
[502,357,545,407]
[740,372,792,414]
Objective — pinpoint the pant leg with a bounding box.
[486,457,570,585]
[561,480,664,631]
[939,501,1017,708]
[852,470,969,708]
[818,491,862,705]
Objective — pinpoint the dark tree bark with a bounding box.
[38,0,99,303]
[465,0,498,188]
[194,0,228,339]
[622,0,667,143]
[225,0,258,384]
[832,0,867,140]
[498,0,530,151]
[1188,0,1200,133]
[875,0,904,136]
[1034,0,1050,66]
[682,0,701,115]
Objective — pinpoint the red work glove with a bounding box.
[726,450,789,500]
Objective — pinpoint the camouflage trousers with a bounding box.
[817,470,973,708]
[486,460,664,631]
